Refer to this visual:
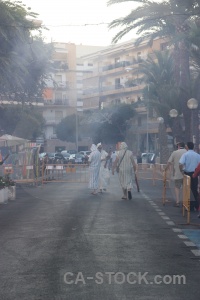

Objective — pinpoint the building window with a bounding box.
[160,42,168,51]
[55,92,62,100]
[55,75,62,82]
[138,116,142,126]
[53,126,57,134]
[55,111,63,121]
[137,52,142,62]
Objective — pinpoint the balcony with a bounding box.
[51,61,68,71]
[82,83,145,99]
[54,81,69,90]
[102,61,131,71]
[44,99,69,106]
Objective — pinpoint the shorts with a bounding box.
[174,178,183,189]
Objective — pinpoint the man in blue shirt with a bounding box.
[179,142,200,211]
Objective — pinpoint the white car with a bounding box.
[141,153,156,163]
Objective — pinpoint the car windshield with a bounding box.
[48,153,55,157]
[62,153,70,157]
[68,150,77,154]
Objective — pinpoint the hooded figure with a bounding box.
[112,142,137,200]
[97,143,110,193]
[88,144,101,195]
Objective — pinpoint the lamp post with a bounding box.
[157,117,168,163]
[187,98,198,146]
[146,84,149,153]
[169,109,178,146]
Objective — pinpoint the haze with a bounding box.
[22,0,137,45]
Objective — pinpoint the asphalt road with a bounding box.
[0,174,200,300]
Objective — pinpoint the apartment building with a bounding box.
[80,38,170,153]
[42,42,105,152]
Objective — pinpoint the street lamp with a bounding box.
[169,109,178,146]
[169,109,178,118]
[157,117,168,163]
[187,98,198,144]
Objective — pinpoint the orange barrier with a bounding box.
[162,167,173,205]
[137,163,155,185]
[42,163,89,184]
[182,175,191,224]
[137,163,171,187]
[0,164,42,185]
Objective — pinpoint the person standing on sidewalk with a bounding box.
[165,142,186,207]
[179,142,200,211]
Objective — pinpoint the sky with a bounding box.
[21,0,138,46]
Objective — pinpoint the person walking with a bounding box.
[112,142,137,200]
[97,143,110,193]
[179,141,200,211]
[165,142,186,207]
[111,150,117,167]
[88,144,101,195]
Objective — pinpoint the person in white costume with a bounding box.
[88,144,101,195]
[97,143,110,193]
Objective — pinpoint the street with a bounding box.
[0,174,200,299]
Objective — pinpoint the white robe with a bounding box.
[99,150,110,189]
[88,147,101,189]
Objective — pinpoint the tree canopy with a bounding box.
[56,114,77,143]
[84,104,136,144]
[0,104,45,139]
[108,0,200,142]
[0,0,52,102]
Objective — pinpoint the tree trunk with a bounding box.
[158,123,169,164]
[179,42,190,142]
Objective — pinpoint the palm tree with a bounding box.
[0,0,51,102]
[138,50,184,144]
[108,0,200,141]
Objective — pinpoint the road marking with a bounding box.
[166,221,175,225]
[161,216,170,220]
[178,234,188,239]
[184,241,196,247]
[142,191,200,260]
[191,249,200,256]
[158,212,166,216]
[172,228,182,233]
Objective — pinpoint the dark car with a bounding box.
[79,151,91,163]
[141,152,156,164]
[74,153,85,164]
[48,152,68,164]
[61,152,70,162]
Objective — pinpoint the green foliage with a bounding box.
[90,104,136,144]
[138,50,181,122]
[0,104,45,139]
[56,114,76,142]
[0,0,53,102]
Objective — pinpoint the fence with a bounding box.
[182,175,191,224]
[41,163,89,184]
[137,163,172,187]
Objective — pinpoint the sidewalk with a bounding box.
[140,178,200,252]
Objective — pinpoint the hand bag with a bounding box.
[116,150,127,173]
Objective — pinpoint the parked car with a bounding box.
[79,151,91,162]
[61,150,77,160]
[74,153,85,164]
[39,152,52,163]
[48,152,68,164]
[141,152,156,164]
[61,152,70,162]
